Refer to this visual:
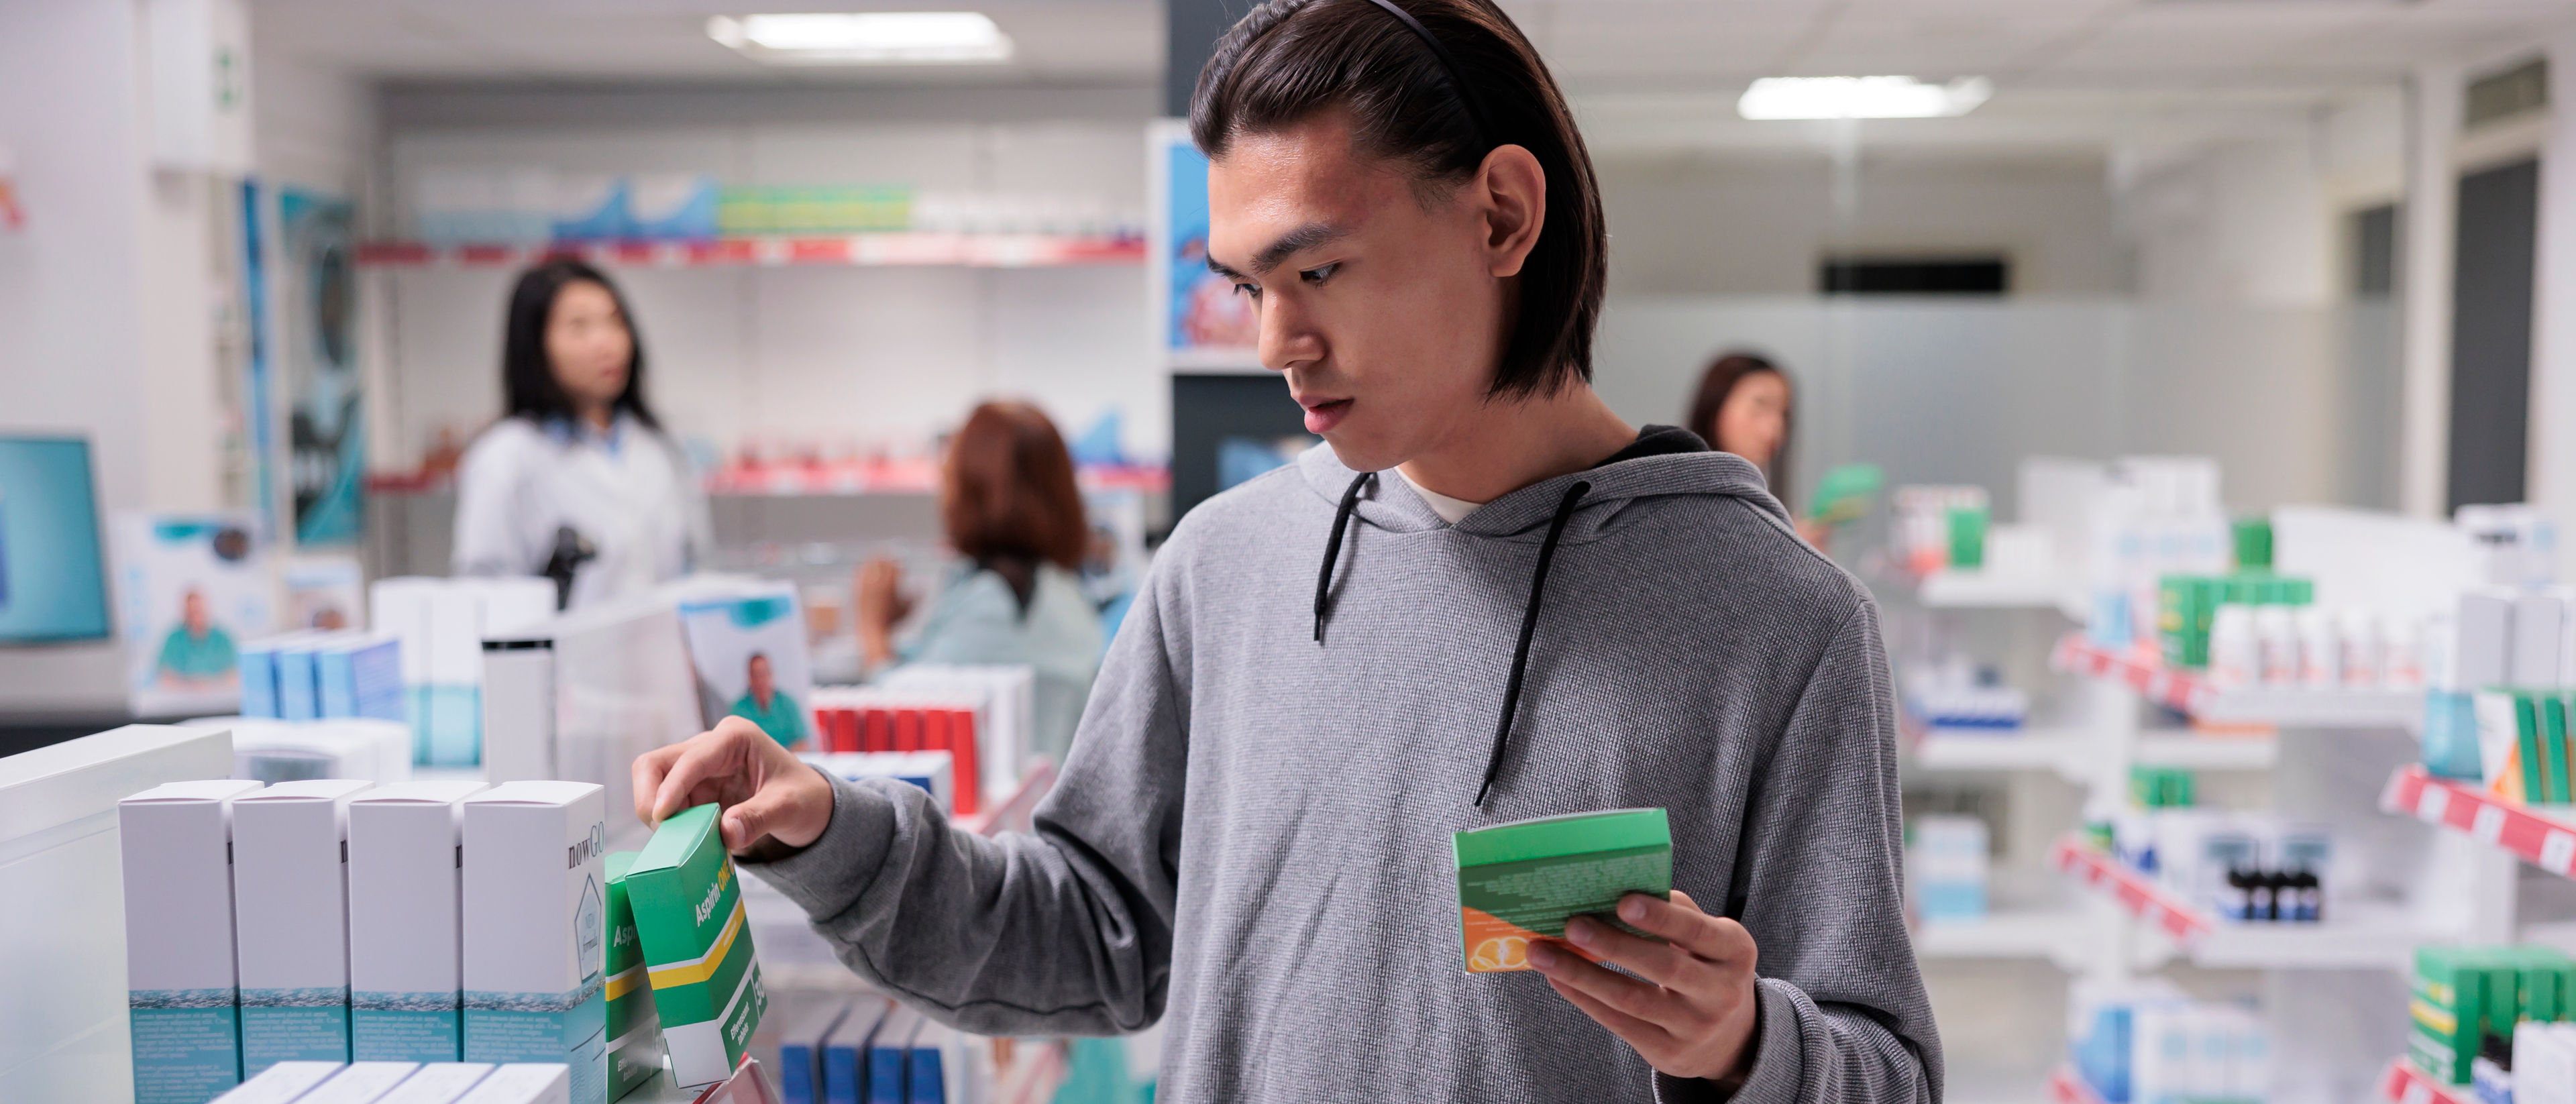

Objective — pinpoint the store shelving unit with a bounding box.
[354,233,1146,270]
[2380,1060,2472,1104]
[1912,727,2277,781]
[1917,567,2088,619]
[2051,836,2213,944]
[2382,765,2576,877]
[1913,905,2098,966]
[2050,636,2424,729]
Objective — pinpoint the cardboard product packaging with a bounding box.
[350,781,491,1061]
[276,633,327,722]
[241,637,282,719]
[455,1063,574,1104]
[234,779,376,1072]
[603,852,665,1101]
[121,779,265,1104]
[1452,808,1672,974]
[210,1060,344,1103]
[319,633,407,722]
[299,1061,427,1104]
[210,716,415,785]
[800,751,954,813]
[906,1019,977,1104]
[822,999,892,1104]
[480,635,557,784]
[867,1007,923,1104]
[777,997,855,1104]
[375,1063,500,1104]
[625,803,769,1087]
[461,782,608,1103]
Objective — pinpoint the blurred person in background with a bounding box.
[452,258,709,610]
[1688,351,1825,545]
[855,400,1105,763]
[731,651,809,751]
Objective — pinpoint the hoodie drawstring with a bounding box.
[1474,480,1591,807]
[1314,472,1377,643]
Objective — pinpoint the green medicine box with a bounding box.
[623,804,770,1088]
[604,852,665,1101]
[2412,946,2491,1084]
[1454,808,1671,975]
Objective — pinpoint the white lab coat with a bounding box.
[451,414,711,610]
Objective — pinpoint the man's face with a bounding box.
[1206,113,1509,474]
[747,655,773,698]
[182,591,209,635]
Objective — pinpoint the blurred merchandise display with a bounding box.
[1907,814,1990,924]
[2066,979,2269,1104]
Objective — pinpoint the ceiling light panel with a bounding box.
[1737,76,1994,119]
[708,11,1014,65]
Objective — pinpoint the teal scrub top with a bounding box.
[731,687,808,747]
[156,624,237,681]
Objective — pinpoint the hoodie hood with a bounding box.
[1293,428,1792,545]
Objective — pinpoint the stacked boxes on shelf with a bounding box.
[2412,945,2576,1086]
[349,783,490,1062]
[235,780,376,1072]
[212,1061,574,1104]
[2066,979,2269,1104]
[812,673,1041,818]
[599,854,664,1100]
[802,751,958,814]
[775,995,983,1104]
[1906,815,1988,924]
[370,577,556,768]
[239,632,405,724]
[460,783,610,1102]
[121,780,266,1103]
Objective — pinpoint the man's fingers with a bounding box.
[1562,915,1703,991]
[631,743,685,824]
[1618,891,1756,966]
[1543,971,1676,1059]
[1529,938,1687,1025]
[651,729,745,824]
[721,786,791,853]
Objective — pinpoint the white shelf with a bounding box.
[1918,569,2086,618]
[2174,903,2432,971]
[1911,728,2275,781]
[2055,634,2422,729]
[1912,906,2090,964]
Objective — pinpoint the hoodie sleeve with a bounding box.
[1666,596,1941,1104]
[736,547,1189,1037]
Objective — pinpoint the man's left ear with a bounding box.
[1477,144,1548,280]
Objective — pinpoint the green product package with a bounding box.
[2412,946,2492,1084]
[1808,463,1882,524]
[604,853,665,1101]
[2518,696,2550,806]
[2157,576,2220,668]
[623,805,770,1087]
[1454,809,1672,975]
[2283,577,2315,605]
[2546,698,2575,806]
[1947,506,1988,569]
[2516,947,2575,1023]
[2232,517,2273,571]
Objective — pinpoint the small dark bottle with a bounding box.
[2249,869,2277,922]
[2220,869,2251,921]
[2291,871,2321,922]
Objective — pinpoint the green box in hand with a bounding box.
[1454,808,1671,974]
[623,804,769,1088]
[603,852,665,1101]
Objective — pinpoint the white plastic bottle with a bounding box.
[2297,606,2341,687]
[2339,608,2383,689]
[2208,604,2259,688]
[2383,616,2424,689]
[2256,606,2300,686]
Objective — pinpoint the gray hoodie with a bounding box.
[747,436,1941,1103]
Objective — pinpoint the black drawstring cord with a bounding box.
[1474,480,1591,808]
[1315,472,1377,643]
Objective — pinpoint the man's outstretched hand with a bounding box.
[631,716,836,855]
[1529,889,1762,1087]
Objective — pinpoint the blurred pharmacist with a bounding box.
[451,259,710,610]
[854,401,1104,762]
[731,652,810,749]
[1688,351,1826,546]
[637,1,1936,1101]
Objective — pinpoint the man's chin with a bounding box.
[1320,434,1405,476]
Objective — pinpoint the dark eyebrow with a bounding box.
[1205,221,1349,280]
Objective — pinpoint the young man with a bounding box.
[634,1,1939,1099]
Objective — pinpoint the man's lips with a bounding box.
[1299,397,1353,434]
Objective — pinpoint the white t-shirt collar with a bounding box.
[1395,470,1486,525]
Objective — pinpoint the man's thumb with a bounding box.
[722,789,790,853]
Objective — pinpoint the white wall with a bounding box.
[1595,152,2126,296]
[377,115,1157,467]
[0,0,156,710]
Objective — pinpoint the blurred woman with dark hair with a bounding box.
[453,258,708,609]
[855,400,1105,761]
[1688,351,1826,544]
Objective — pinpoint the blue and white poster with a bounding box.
[113,512,276,718]
[1150,121,1258,369]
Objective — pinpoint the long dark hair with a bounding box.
[1189,0,1605,401]
[501,258,661,431]
[1689,351,1792,496]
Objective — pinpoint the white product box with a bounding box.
[235,779,376,1073]
[802,751,955,812]
[207,717,414,785]
[376,1063,498,1104]
[461,782,607,1103]
[121,779,265,1104]
[2516,588,2576,688]
[351,782,491,1062]
[480,637,556,784]
[212,1060,345,1104]
[2455,588,2518,692]
[453,1062,571,1104]
[877,663,1034,802]
[372,579,439,687]
[302,1062,426,1104]
[428,592,486,687]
